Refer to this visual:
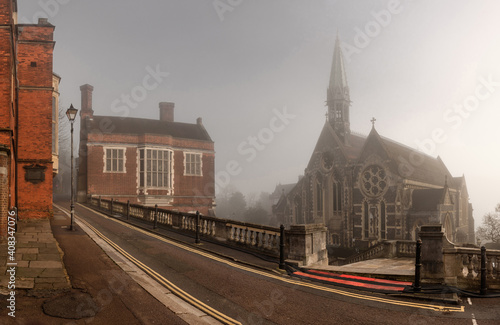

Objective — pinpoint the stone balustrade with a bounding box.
[343,240,416,265]
[420,224,500,290]
[443,247,500,289]
[87,196,328,266]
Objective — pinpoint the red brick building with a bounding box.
[77,85,215,215]
[0,0,57,237]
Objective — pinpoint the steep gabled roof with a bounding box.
[271,183,297,198]
[306,121,365,169]
[88,115,213,142]
[379,136,454,187]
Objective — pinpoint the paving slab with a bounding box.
[29,261,63,269]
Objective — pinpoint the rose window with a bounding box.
[361,165,387,197]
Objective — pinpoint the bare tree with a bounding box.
[53,100,72,199]
[476,204,500,244]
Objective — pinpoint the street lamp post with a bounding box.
[66,104,78,231]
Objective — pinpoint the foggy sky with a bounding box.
[18,0,500,223]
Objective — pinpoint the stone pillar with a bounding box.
[286,224,328,267]
[420,224,453,283]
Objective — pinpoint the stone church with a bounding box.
[273,36,475,248]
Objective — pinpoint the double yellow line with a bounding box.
[76,204,465,314]
[55,204,240,325]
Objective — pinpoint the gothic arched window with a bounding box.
[333,182,342,213]
[363,201,369,239]
[381,201,386,240]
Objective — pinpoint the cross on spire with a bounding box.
[371,117,376,128]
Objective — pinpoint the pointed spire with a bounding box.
[327,33,351,145]
[328,34,349,94]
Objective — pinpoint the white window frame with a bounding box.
[139,148,173,189]
[104,147,126,173]
[184,152,202,176]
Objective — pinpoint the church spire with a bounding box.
[327,33,351,144]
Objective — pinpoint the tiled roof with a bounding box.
[379,135,453,188]
[88,116,213,142]
[311,123,456,188]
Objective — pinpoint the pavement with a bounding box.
[310,258,415,279]
[0,202,431,323]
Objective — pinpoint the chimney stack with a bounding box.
[80,84,94,119]
[159,102,175,122]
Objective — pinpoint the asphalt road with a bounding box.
[71,203,500,325]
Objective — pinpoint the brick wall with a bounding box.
[14,19,55,220]
[83,128,215,215]
[0,1,15,236]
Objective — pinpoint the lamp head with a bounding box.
[66,104,78,122]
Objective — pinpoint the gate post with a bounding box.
[279,224,285,270]
[195,211,200,244]
[413,239,422,292]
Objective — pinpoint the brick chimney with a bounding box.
[80,84,94,119]
[159,102,174,122]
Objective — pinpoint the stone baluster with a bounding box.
[235,228,241,242]
[487,255,494,279]
[264,233,269,249]
[271,234,277,250]
[241,228,247,244]
[256,232,262,248]
[466,254,474,279]
[250,230,256,246]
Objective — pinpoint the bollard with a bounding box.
[154,204,158,229]
[279,224,285,270]
[413,239,421,292]
[481,246,487,295]
[195,211,200,244]
[127,200,130,220]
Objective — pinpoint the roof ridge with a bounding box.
[379,135,438,160]
[94,114,199,126]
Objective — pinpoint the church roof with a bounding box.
[344,133,365,160]
[271,183,297,198]
[309,121,456,188]
[378,135,454,188]
[87,115,213,142]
